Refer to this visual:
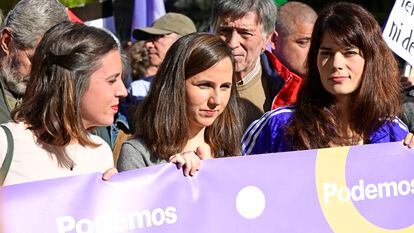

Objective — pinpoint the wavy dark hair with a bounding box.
[285,2,402,150]
[135,32,243,159]
[12,21,118,168]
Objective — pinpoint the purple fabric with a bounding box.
[242,106,409,155]
[131,0,165,38]
[1,142,414,232]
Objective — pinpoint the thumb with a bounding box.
[102,167,118,181]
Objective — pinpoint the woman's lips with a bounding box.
[111,105,119,112]
[329,76,349,83]
[202,109,218,117]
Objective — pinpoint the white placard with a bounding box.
[383,0,414,66]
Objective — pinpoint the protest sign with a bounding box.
[383,0,414,66]
[1,142,414,233]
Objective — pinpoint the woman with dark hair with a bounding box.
[117,33,244,176]
[242,2,409,154]
[0,21,127,185]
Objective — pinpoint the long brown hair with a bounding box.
[12,22,118,168]
[285,2,401,150]
[135,32,243,159]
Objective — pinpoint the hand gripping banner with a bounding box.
[1,142,414,233]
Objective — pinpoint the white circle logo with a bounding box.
[236,186,266,219]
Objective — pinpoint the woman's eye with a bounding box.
[320,51,330,56]
[344,51,358,56]
[220,84,231,89]
[198,83,210,88]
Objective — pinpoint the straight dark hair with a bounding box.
[12,21,118,168]
[135,32,243,159]
[285,2,402,149]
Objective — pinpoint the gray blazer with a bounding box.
[117,137,167,171]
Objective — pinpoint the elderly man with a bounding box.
[211,0,302,128]
[271,1,317,77]
[129,13,196,100]
[0,0,68,123]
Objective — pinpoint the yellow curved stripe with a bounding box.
[315,146,414,232]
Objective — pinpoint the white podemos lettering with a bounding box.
[323,179,414,204]
[56,206,177,233]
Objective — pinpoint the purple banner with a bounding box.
[131,0,165,37]
[1,142,414,232]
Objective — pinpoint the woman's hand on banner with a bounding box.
[403,133,414,148]
[102,167,118,181]
[169,151,201,177]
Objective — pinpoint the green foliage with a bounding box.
[274,0,287,7]
[59,0,98,8]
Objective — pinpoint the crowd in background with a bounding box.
[0,0,414,188]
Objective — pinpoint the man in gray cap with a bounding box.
[129,13,196,102]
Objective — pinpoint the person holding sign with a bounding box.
[117,33,244,176]
[0,22,127,185]
[242,2,409,154]
[401,63,414,131]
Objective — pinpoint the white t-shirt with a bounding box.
[0,122,114,186]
